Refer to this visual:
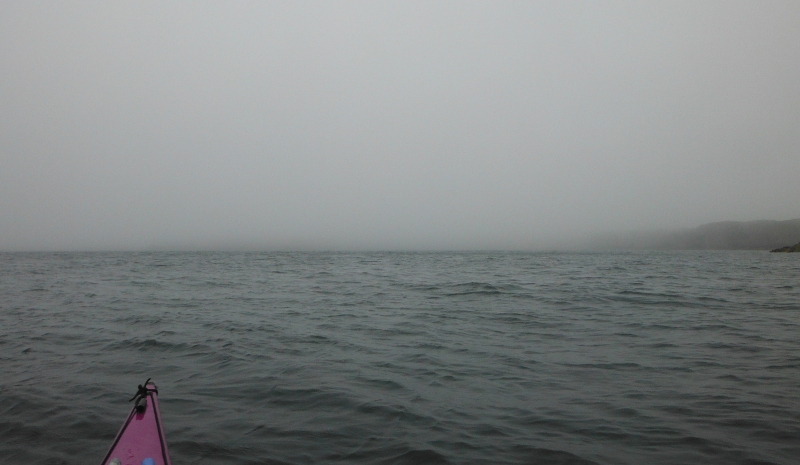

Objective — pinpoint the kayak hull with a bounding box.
[100,383,171,465]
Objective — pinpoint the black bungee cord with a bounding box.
[129,377,158,412]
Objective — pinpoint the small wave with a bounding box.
[102,338,211,354]
[444,282,518,296]
[355,377,406,392]
[379,449,450,465]
[702,342,766,353]
[510,445,600,465]
[563,362,644,371]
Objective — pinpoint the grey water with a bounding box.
[1,251,799,465]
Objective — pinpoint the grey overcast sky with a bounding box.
[1,1,798,251]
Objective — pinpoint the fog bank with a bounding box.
[2,2,799,251]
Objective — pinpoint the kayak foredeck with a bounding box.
[100,379,171,465]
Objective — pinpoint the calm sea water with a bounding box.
[1,251,798,465]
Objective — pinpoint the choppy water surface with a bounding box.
[1,251,799,465]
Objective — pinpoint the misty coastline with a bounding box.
[771,241,800,253]
[587,219,800,251]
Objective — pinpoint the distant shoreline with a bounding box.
[589,219,800,251]
[770,241,800,253]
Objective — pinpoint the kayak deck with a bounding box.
[100,381,171,465]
